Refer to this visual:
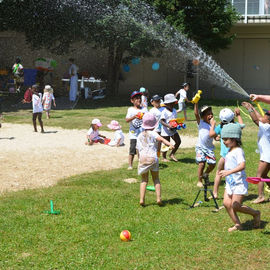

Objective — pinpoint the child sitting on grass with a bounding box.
[242,101,270,203]
[107,120,125,147]
[137,112,174,206]
[160,94,181,162]
[126,91,148,170]
[210,108,245,199]
[85,118,106,145]
[219,123,260,232]
[194,103,217,187]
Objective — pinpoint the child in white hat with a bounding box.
[42,85,56,119]
[219,123,260,232]
[160,93,181,162]
[85,118,106,145]
[137,112,174,206]
[107,120,125,147]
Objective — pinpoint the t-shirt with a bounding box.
[149,107,162,133]
[196,120,214,150]
[160,107,177,136]
[141,95,148,108]
[215,123,245,158]
[136,130,159,160]
[224,147,247,188]
[126,106,148,140]
[176,89,187,103]
[32,93,43,113]
[258,121,270,163]
[87,127,100,140]
[12,63,23,76]
[109,130,125,146]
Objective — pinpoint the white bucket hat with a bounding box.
[219,108,234,123]
[45,85,52,91]
[92,118,102,127]
[163,94,177,104]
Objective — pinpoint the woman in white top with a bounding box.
[32,86,44,133]
[68,58,79,102]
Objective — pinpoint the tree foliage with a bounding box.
[146,0,239,53]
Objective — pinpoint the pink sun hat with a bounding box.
[107,120,121,130]
[142,112,157,129]
[92,118,102,127]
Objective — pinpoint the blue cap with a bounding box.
[130,91,142,98]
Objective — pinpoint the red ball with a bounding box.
[120,230,131,241]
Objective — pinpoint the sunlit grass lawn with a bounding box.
[1,100,270,269]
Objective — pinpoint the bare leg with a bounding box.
[197,162,205,187]
[32,113,38,132]
[232,194,261,228]
[162,136,170,162]
[128,154,134,169]
[38,113,44,133]
[151,170,161,204]
[213,158,225,198]
[140,172,148,206]
[184,109,188,121]
[253,161,270,203]
[223,191,242,231]
[169,133,181,161]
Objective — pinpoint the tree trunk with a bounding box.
[106,44,124,95]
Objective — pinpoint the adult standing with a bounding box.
[12,58,24,92]
[68,58,79,102]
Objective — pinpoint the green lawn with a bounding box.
[0,100,269,269]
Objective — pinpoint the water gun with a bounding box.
[169,118,186,130]
[253,100,265,116]
[136,112,144,119]
[191,90,202,104]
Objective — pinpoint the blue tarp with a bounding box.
[24,69,37,86]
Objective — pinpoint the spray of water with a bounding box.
[43,0,250,98]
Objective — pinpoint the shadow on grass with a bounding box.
[144,197,184,207]
[0,137,15,140]
[159,163,168,169]
[241,220,268,231]
[178,158,196,164]
[261,230,270,235]
[243,194,259,202]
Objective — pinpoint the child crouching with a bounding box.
[85,118,106,145]
[107,120,125,147]
[219,123,260,232]
[136,113,174,206]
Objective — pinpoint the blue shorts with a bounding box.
[195,146,216,165]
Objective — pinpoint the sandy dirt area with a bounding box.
[0,123,197,194]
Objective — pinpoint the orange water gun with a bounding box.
[136,112,144,119]
[169,118,186,130]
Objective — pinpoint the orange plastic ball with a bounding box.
[120,230,131,242]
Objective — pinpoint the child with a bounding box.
[107,120,125,147]
[210,108,245,198]
[194,103,217,187]
[125,91,148,170]
[242,101,270,203]
[85,118,106,145]
[219,123,260,232]
[32,86,44,133]
[137,112,174,206]
[149,94,162,155]
[175,82,190,120]
[42,85,56,119]
[140,87,148,109]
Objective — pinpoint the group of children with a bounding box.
[86,84,270,232]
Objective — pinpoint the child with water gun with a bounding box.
[126,91,148,170]
[160,94,181,162]
[194,102,218,187]
[242,101,270,204]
